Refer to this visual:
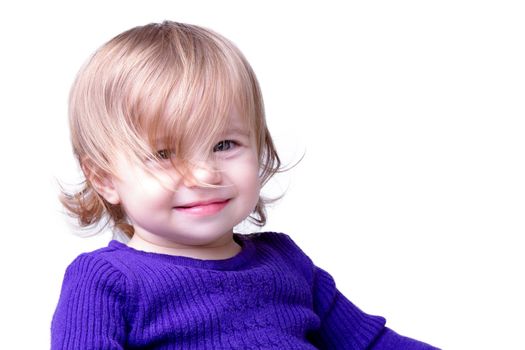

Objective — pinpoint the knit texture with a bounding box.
[51,232,438,349]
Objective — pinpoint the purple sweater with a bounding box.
[52,232,438,349]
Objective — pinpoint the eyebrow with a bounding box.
[147,122,251,145]
[148,137,171,146]
[224,126,251,137]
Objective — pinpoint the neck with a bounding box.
[127,232,241,260]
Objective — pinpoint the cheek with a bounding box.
[143,173,177,194]
[116,173,176,207]
[235,160,261,199]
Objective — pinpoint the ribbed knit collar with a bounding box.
[107,233,256,271]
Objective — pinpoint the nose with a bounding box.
[182,160,222,187]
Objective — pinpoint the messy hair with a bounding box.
[61,21,280,238]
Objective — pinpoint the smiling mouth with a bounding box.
[174,199,230,216]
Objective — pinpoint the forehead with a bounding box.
[146,105,253,144]
[222,108,252,135]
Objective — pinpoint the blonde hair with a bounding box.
[61,21,280,238]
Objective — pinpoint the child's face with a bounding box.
[98,108,261,249]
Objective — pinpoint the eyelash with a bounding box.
[213,140,239,152]
[155,149,174,160]
[151,140,239,162]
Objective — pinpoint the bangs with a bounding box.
[70,22,259,176]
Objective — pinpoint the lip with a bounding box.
[174,199,230,216]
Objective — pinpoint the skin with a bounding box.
[94,109,261,260]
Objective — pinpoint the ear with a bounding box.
[81,162,121,205]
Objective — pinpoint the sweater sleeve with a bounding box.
[368,327,440,350]
[309,266,385,349]
[51,254,128,349]
[310,267,439,350]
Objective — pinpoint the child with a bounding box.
[52,21,438,349]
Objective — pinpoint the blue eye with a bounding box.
[213,140,237,152]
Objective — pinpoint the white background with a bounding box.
[1,1,524,349]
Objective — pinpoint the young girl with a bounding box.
[52,21,438,349]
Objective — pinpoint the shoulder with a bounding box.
[52,244,131,347]
[241,231,310,257]
[60,242,131,295]
[65,241,125,270]
[242,231,302,248]
[242,231,316,278]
